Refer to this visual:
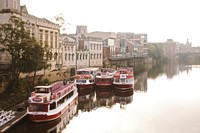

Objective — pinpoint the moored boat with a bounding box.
[74,67,99,89]
[113,67,134,90]
[27,80,78,122]
[95,68,116,88]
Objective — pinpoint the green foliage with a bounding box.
[148,43,167,63]
[0,16,47,91]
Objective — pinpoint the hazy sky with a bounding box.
[20,0,200,46]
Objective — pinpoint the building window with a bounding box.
[97,54,99,59]
[94,54,96,59]
[50,32,53,48]
[55,33,58,48]
[68,54,71,61]
[80,54,82,60]
[90,43,92,50]
[65,54,67,60]
[54,52,58,60]
[83,54,85,60]
[39,29,43,42]
[85,54,87,60]
[72,54,74,61]
[94,44,96,50]
[91,54,93,59]
[100,54,102,59]
[5,0,8,7]
[76,53,79,60]
[14,0,17,9]
[45,30,48,44]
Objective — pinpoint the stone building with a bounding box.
[0,0,61,69]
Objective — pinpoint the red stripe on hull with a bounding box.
[114,84,133,90]
[77,84,94,89]
[28,112,61,122]
[95,83,113,88]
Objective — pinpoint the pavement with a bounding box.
[0,102,27,133]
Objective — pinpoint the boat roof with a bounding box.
[34,85,52,89]
[77,67,99,71]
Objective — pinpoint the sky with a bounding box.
[20,0,200,46]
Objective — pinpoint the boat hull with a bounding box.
[114,84,133,90]
[95,82,113,88]
[77,83,94,89]
[28,97,78,122]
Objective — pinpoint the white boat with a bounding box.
[113,67,134,90]
[95,68,116,88]
[27,81,78,122]
[75,67,99,89]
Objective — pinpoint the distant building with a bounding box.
[76,25,87,36]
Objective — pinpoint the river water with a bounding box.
[6,64,200,133]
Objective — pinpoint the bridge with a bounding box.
[107,55,151,67]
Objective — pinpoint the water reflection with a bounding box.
[113,89,133,109]
[78,88,96,112]
[96,88,114,108]
[7,101,78,133]
[7,63,200,133]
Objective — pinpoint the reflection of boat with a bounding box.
[27,81,78,122]
[114,89,134,109]
[75,68,99,89]
[27,101,78,133]
[96,89,114,108]
[95,68,116,88]
[113,67,134,90]
[78,88,96,112]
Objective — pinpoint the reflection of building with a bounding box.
[0,0,60,69]
[113,89,133,109]
[78,89,97,112]
[134,72,147,92]
[96,89,115,108]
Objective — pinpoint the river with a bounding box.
[6,64,200,133]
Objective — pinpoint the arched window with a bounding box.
[94,54,96,59]
[72,54,74,61]
[83,54,85,60]
[91,54,93,59]
[94,44,96,50]
[80,54,82,60]
[85,54,87,60]
[90,43,92,50]
[97,54,99,59]
[100,53,102,59]
[77,53,79,60]
[65,54,67,60]
[54,52,58,60]
[68,54,71,61]
[50,52,53,60]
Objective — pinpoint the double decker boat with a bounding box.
[113,67,134,90]
[95,68,116,88]
[74,67,99,89]
[27,80,78,122]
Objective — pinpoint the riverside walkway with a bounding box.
[0,102,27,133]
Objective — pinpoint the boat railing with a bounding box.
[0,110,15,126]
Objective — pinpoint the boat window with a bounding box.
[50,102,56,110]
[29,104,47,112]
[35,88,49,93]
[77,71,90,75]
[115,79,119,83]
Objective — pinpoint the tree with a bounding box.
[0,16,47,92]
[148,43,167,63]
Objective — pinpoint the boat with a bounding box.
[113,67,134,90]
[27,80,78,122]
[95,68,116,88]
[74,67,99,89]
